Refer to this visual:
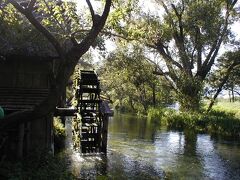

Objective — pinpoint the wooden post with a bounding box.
[101,115,109,153]
[17,123,25,158]
[26,122,31,154]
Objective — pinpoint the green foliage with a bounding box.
[213,101,240,119]
[176,74,204,111]
[35,0,92,46]
[98,45,174,113]
[0,151,75,180]
[72,113,81,150]
[53,117,66,151]
[0,0,50,54]
[147,106,166,123]
[0,0,105,55]
[148,106,240,137]
[207,49,240,100]
[204,110,240,136]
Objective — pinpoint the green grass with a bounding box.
[213,101,240,119]
[147,102,240,137]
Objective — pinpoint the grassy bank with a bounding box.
[147,102,240,137]
[212,101,240,119]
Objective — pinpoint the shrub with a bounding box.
[53,117,66,151]
[147,107,169,123]
[147,107,240,137]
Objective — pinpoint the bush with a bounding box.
[147,107,240,137]
[147,107,168,122]
[205,110,240,136]
[53,117,66,151]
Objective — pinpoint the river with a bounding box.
[66,113,240,179]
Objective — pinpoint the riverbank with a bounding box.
[147,101,240,137]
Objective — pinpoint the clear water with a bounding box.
[66,113,240,179]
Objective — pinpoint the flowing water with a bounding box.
[66,113,240,179]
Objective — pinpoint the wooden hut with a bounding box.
[0,54,58,159]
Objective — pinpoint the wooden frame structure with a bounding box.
[0,54,56,159]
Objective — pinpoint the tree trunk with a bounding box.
[229,90,232,102]
[177,75,202,112]
[179,94,201,112]
[207,62,237,112]
[129,97,136,112]
[231,86,235,102]
[152,84,156,107]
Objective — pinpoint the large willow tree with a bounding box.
[0,0,111,127]
[107,0,239,111]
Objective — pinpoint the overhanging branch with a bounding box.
[27,0,36,11]
[86,0,95,25]
[8,0,65,58]
[207,63,240,112]
[72,0,112,54]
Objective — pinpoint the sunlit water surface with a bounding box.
[66,113,240,179]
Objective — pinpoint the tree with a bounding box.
[0,0,111,128]
[207,49,240,111]
[106,0,239,111]
[99,44,173,112]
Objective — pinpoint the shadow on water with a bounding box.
[65,113,240,179]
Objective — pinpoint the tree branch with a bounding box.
[170,3,191,75]
[27,0,36,11]
[70,0,111,55]
[171,3,184,38]
[152,40,183,71]
[233,89,240,96]
[161,1,175,27]
[8,0,26,14]
[101,30,135,41]
[86,0,95,25]
[153,68,178,91]
[8,0,65,58]
[42,0,66,34]
[201,37,226,78]
[194,26,202,72]
[200,1,237,79]
[207,63,239,112]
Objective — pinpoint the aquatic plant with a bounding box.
[147,104,240,137]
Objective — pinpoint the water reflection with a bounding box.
[67,113,240,179]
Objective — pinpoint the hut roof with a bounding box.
[0,54,56,115]
[0,88,49,114]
